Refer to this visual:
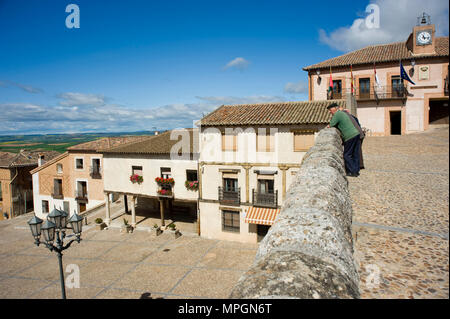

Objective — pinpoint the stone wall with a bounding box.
[230,128,360,299]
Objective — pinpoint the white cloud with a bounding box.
[0,94,285,134]
[284,81,308,94]
[57,92,107,107]
[319,0,449,52]
[0,80,43,93]
[223,57,250,71]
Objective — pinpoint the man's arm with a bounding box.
[329,112,340,127]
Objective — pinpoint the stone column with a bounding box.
[242,164,252,203]
[159,198,165,226]
[131,196,136,228]
[279,166,289,201]
[104,192,111,226]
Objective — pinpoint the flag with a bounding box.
[400,60,415,85]
[374,63,380,102]
[328,66,333,98]
[350,65,355,94]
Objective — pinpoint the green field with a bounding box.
[0,131,157,153]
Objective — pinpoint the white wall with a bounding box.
[103,154,198,200]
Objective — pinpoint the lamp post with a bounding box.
[28,208,83,299]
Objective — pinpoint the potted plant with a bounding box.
[155,177,175,185]
[95,217,106,230]
[130,174,143,184]
[157,189,173,196]
[167,223,181,238]
[121,218,133,233]
[150,223,162,236]
[185,180,199,191]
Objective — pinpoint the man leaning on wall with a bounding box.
[327,103,361,177]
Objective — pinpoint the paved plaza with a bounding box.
[350,125,449,298]
[0,215,257,299]
[0,126,448,299]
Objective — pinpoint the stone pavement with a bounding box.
[0,214,257,299]
[350,125,449,298]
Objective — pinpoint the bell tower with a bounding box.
[411,12,436,55]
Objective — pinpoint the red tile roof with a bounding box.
[303,36,449,71]
[198,100,346,126]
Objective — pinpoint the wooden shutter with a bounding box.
[293,132,315,151]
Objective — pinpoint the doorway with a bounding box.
[429,99,449,124]
[79,203,86,213]
[257,225,271,242]
[390,111,402,135]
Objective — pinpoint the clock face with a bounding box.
[417,30,432,45]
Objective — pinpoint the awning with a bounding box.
[244,207,280,225]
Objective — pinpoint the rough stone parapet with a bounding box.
[230,128,360,299]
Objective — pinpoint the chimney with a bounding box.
[38,154,45,167]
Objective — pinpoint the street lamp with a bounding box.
[28,208,83,299]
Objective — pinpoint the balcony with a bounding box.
[218,186,240,206]
[444,75,449,96]
[327,85,408,102]
[157,187,174,198]
[252,190,278,208]
[51,191,64,200]
[74,189,88,202]
[90,166,102,179]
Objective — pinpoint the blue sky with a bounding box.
[0,0,448,134]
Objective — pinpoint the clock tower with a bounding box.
[411,12,436,55]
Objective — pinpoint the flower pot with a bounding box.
[150,227,163,236]
[96,222,106,230]
[121,224,133,233]
[169,229,181,239]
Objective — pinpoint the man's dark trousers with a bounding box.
[343,135,361,175]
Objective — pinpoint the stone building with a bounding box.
[100,129,199,231]
[197,100,346,243]
[30,136,146,219]
[303,15,449,136]
[0,150,59,220]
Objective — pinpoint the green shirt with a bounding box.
[329,110,360,142]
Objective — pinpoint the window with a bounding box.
[293,131,315,152]
[53,179,63,196]
[359,78,371,98]
[222,210,240,233]
[42,200,49,214]
[92,158,100,172]
[333,80,342,99]
[56,164,63,174]
[132,166,143,176]
[258,179,274,194]
[186,170,198,182]
[223,178,238,192]
[222,133,237,151]
[160,167,171,179]
[76,158,84,169]
[391,75,404,97]
[256,131,274,152]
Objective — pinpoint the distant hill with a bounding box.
[0,130,162,153]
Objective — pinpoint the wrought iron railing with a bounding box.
[327,85,407,101]
[89,166,102,178]
[445,75,449,96]
[218,186,240,206]
[252,189,278,208]
[74,189,88,200]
